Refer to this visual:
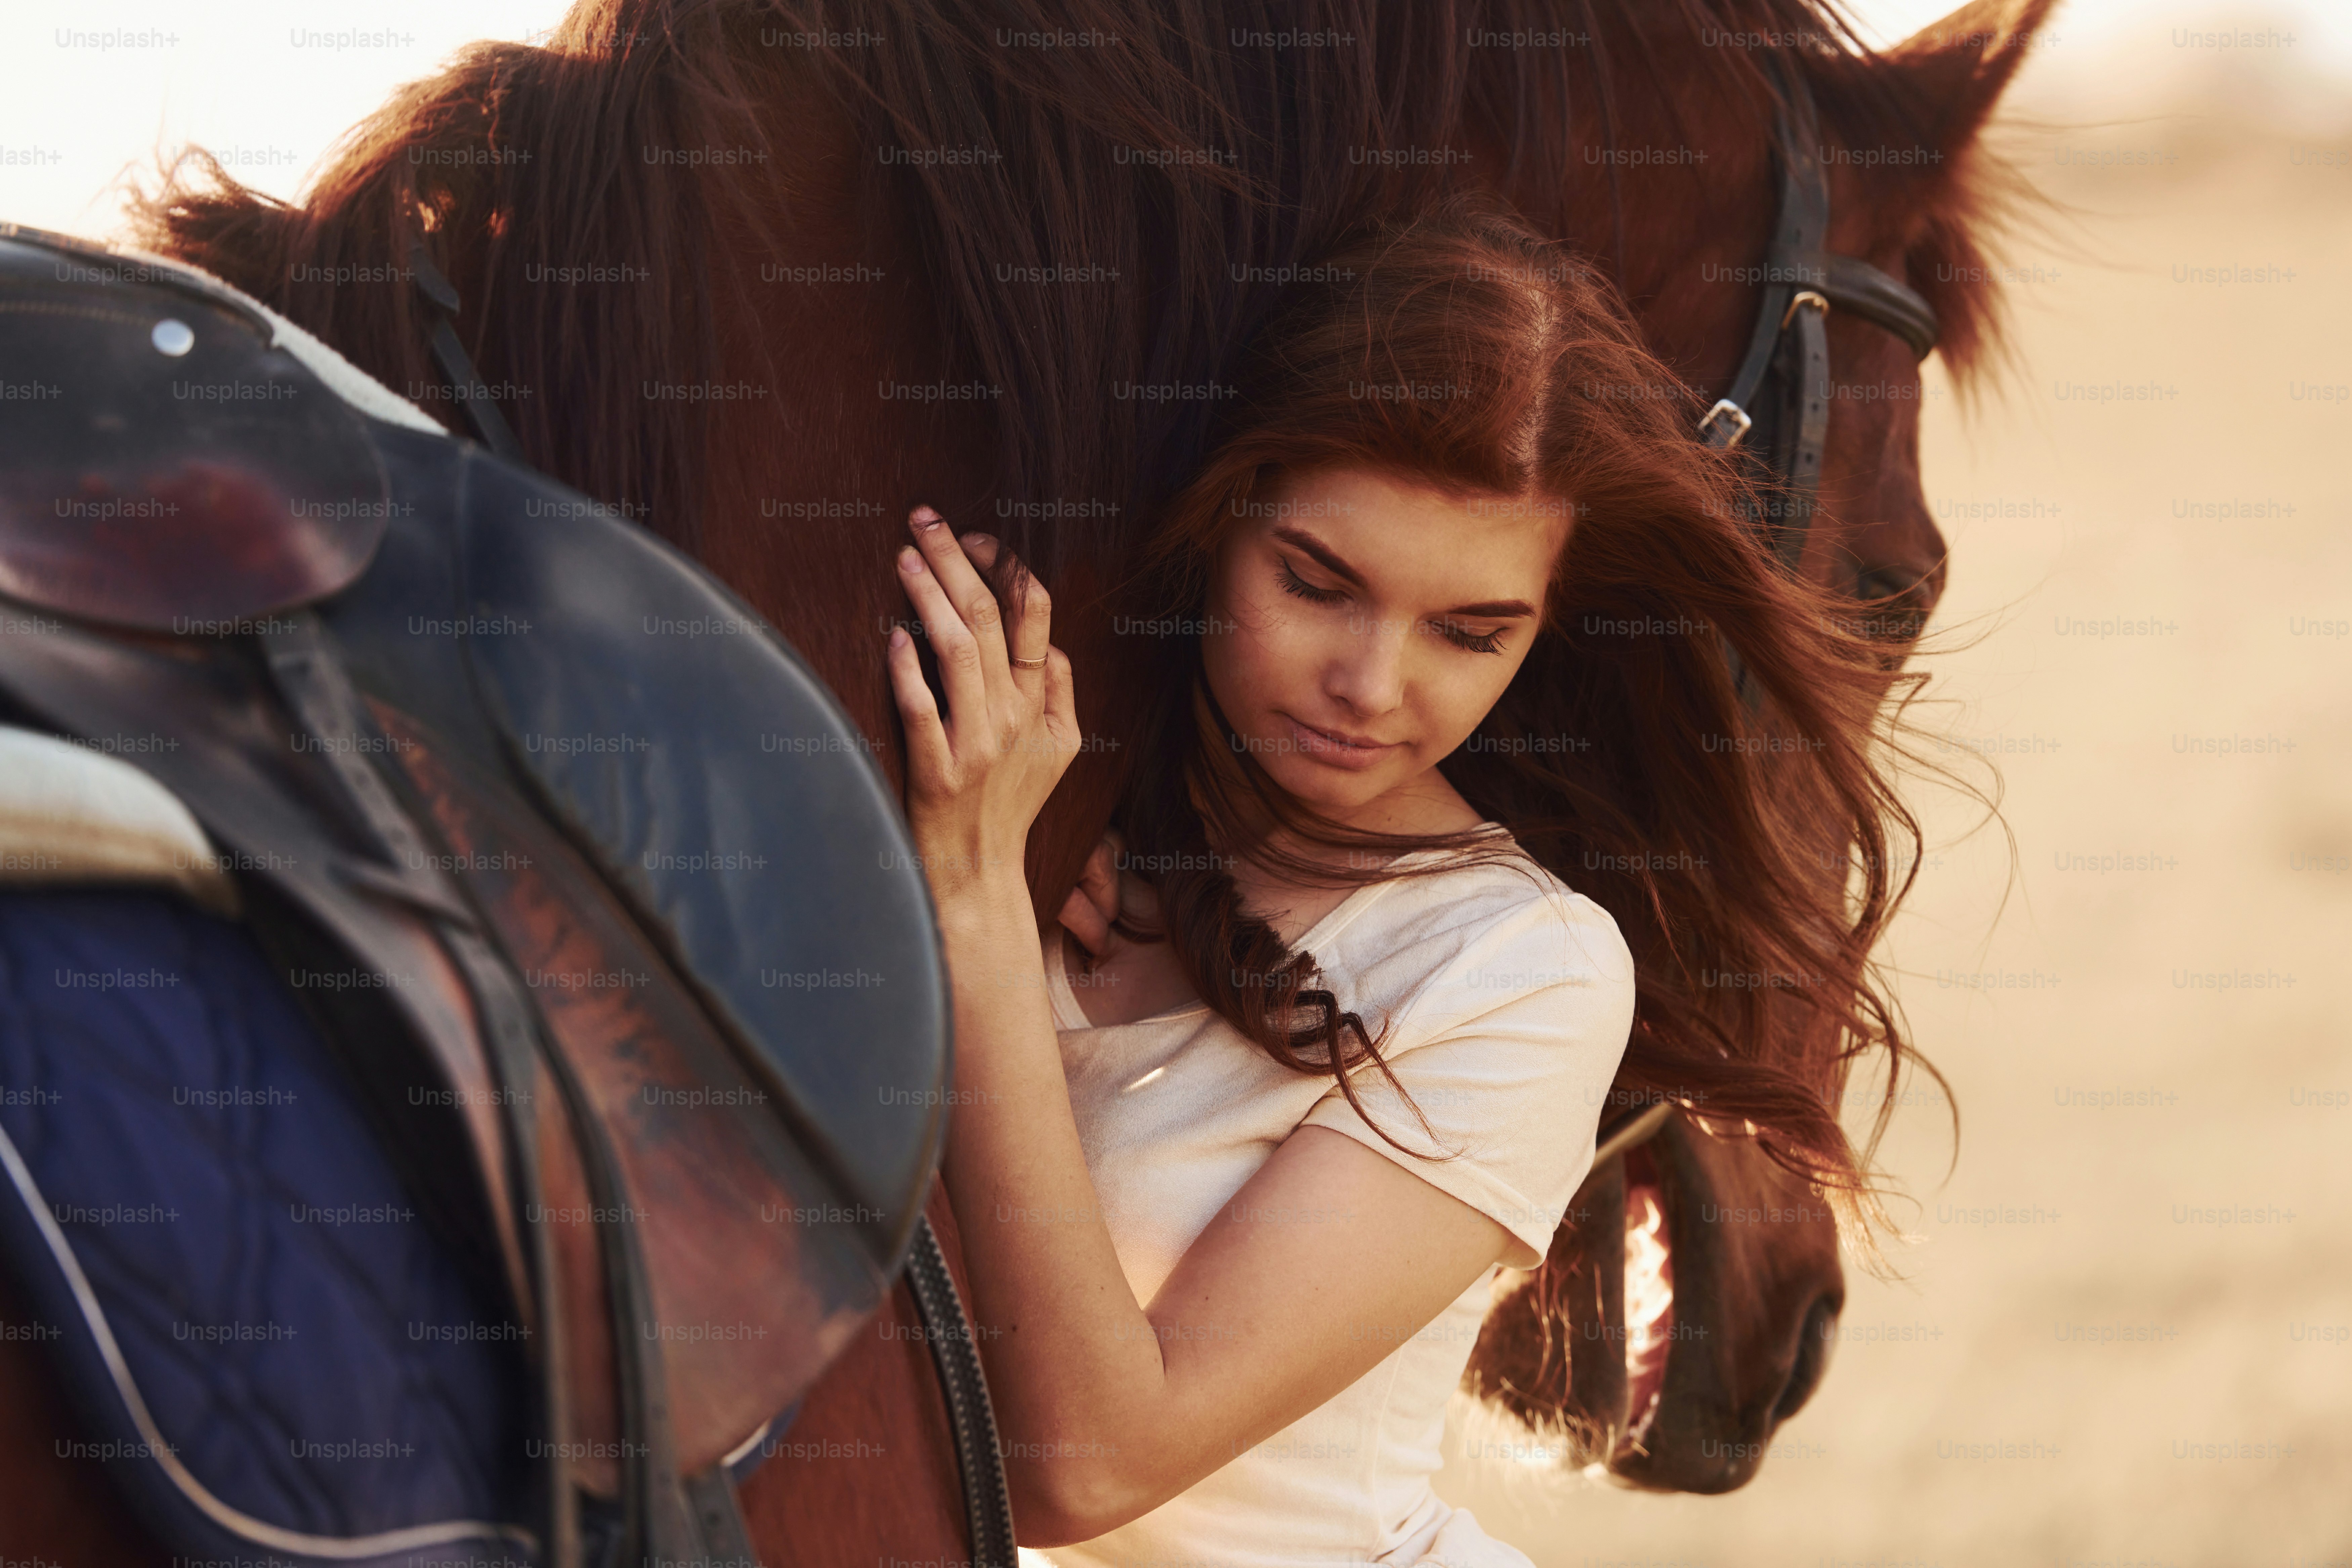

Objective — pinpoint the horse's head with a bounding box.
[1534,0,2051,644]
[1464,0,2049,1488]
[1798,0,2051,641]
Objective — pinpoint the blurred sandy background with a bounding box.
[1438,10,2352,1566]
[5,2,2347,1564]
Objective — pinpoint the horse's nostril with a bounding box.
[1770,1295,1841,1426]
[1846,569,1931,644]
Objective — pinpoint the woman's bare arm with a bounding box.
[882,507,1513,1546]
[937,895,1512,1542]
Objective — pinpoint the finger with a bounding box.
[883,626,950,792]
[962,533,1054,687]
[896,537,993,753]
[1042,643,1082,772]
[906,507,1022,721]
[1057,886,1112,957]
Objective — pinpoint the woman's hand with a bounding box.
[885,506,1079,905]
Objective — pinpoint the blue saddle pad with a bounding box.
[0,887,538,1567]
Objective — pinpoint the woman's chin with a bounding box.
[1260,757,1386,818]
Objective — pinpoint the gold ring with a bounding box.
[1010,654,1047,669]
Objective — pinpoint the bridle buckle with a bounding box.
[1780,288,1830,331]
[1698,398,1754,451]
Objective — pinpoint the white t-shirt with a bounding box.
[1032,840,1637,1568]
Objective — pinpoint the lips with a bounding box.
[1289,715,1392,771]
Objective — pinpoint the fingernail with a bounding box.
[889,627,909,648]
[899,547,924,574]
[911,506,942,529]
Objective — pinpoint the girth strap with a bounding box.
[258,611,587,1563]
[904,1216,1017,1568]
[682,1467,761,1568]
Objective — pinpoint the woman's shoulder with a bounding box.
[1362,835,1627,953]
[1302,841,1639,1195]
[1320,838,1635,1026]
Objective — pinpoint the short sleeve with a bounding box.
[1298,885,1636,1270]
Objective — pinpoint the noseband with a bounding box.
[1696,54,1941,574]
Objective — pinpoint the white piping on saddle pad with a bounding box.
[107,239,450,437]
[0,1117,540,1559]
[249,294,451,435]
[0,726,239,916]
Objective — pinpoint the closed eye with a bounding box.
[1276,558,1346,605]
[1435,620,1509,655]
[1276,560,1513,655]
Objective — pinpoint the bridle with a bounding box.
[1596,53,1941,1168]
[1694,53,1941,576]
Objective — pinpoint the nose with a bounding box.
[1326,612,1407,718]
[1768,1291,1842,1429]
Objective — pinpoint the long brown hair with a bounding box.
[1109,199,1934,1207]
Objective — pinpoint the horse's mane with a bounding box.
[129,0,2018,565]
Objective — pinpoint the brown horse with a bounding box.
[4,0,2049,1560]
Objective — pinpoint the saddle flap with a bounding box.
[0,226,391,631]
[443,454,950,1254]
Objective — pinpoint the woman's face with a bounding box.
[1200,465,1573,824]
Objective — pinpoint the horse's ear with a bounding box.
[1882,0,2061,159]
[1839,0,2060,382]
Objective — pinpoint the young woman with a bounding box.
[881,205,1920,1566]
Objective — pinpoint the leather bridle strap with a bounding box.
[1697,53,1942,573]
[1793,252,1939,360]
[1698,56,1831,462]
[408,246,526,463]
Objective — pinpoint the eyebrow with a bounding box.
[1270,525,1539,620]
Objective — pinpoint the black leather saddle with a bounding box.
[0,223,951,1566]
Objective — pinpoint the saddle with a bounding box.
[0,224,953,1565]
